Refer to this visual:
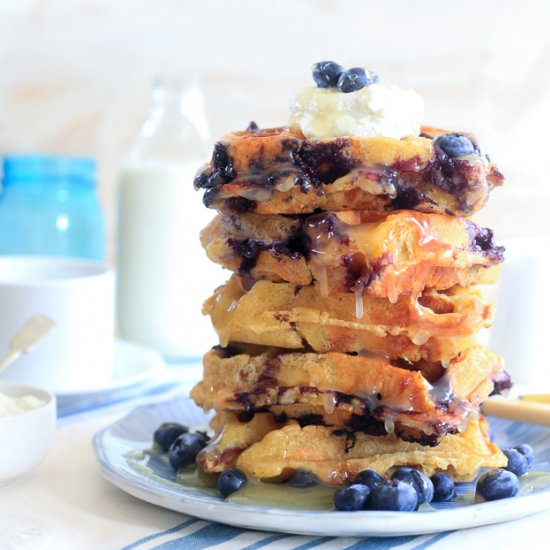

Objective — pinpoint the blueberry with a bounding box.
[168,432,209,470]
[153,422,189,452]
[433,133,475,158]
[289,470,319,488]
[217,468,247,497]
[476,469,519,501]
[504,448,529,477]
[368,479,418,511]
[337,67,366,93]
[334,483,371,511]
[355,469,384,491]
[430,473,456,502]
[515,444,535,468]
[391,468,434,505]
[312,61,345,88]
[337,67,379,93]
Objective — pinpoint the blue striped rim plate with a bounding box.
[93,396,550,537]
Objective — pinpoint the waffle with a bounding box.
[191,344,509,445]
[198,412,281,473]
[204,276,493,363]
[191,75,509,488]
[194,125,504,217]
[197,413,506,484]
[201,209,503,299]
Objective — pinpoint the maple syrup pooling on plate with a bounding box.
[130,444,550,510]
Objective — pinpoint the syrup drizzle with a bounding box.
[410,331,431,346]
[307,215,337,299]
[428,373,456,406]
[454,403,477,433]
[354,281,364,319]
[207,277,247,347]
[323,393,337,415]
[317,265,329,299]
[387,286,400,305]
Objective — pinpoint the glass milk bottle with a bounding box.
[117,77,218,358]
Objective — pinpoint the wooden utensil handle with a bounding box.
[482,397,550,426]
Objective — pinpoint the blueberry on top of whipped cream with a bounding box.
[337,67,379,93]
[290,62,424,140]
[311,61,379,93]
[312,61,345,88]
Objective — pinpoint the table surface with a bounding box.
[0,363,547,550]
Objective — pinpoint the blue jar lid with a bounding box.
[2,155,96,185]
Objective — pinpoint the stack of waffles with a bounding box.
[190,123,511,485]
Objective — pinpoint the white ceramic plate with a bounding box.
[56,339,164,397]
[93,397,550,537]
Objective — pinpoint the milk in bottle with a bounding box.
[117,77,218,358]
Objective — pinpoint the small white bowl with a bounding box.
[0,381,56,485]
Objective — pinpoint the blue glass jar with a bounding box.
[0,155,106,260]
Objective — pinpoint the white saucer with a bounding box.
[55,339,164,398]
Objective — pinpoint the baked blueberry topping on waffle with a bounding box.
[194,125,503,217]
[201,210,504,298]
[190,344,509,447]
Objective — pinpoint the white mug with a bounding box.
[486,239,550,387]
[0,256,114,393]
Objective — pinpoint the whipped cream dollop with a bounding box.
[0,393,46,417]
[289,83,424,140]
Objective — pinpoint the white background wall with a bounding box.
[1,0,549,251]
